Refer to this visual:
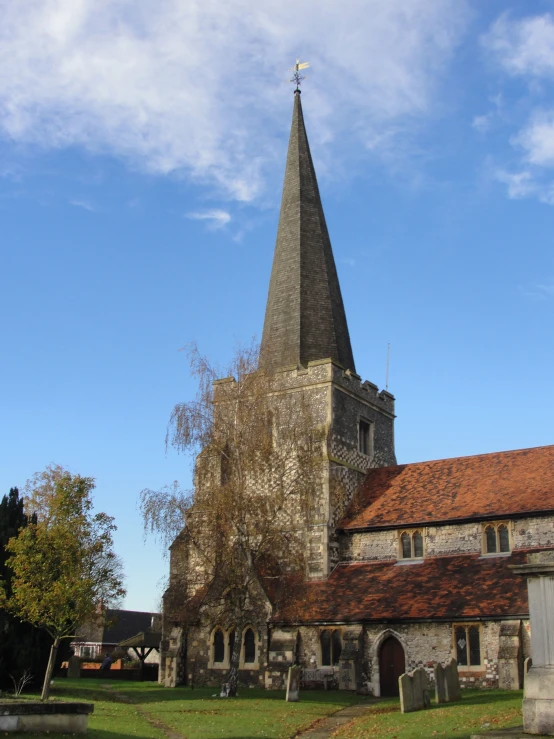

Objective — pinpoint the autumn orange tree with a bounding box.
[0,466,125,700]
[140,344,328,695]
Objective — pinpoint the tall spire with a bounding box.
[260,91,356,374]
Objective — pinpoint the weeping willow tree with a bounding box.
[140,343,331,695]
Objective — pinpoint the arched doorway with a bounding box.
[379,635,405,697]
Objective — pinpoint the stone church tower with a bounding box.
[259,90,396,578]
[160,90,396,686]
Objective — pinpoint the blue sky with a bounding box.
[1,0,554,611]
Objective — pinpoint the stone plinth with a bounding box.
[0,702,93,734]
[512,551,554,735]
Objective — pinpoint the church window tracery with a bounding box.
[399,530,425,560]
[482,522,511,555]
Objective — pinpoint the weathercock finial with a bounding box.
[289,59,310,92]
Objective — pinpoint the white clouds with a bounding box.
[0,0,468,202]
[519,281,554,301]
[485,13,554,79]
[494,169,534,199]
[69,197,97,212]
[186,209,231,230]
[482,13,554,204]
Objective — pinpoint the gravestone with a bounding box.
[399,667,430,713]
[399,673,415,713]
[67,655,81,680]
[434,662,446,704]
[286,666,301,702]
[444,658,461,702]
[497,620,522,690]
[338,627,362,691]
[512,551,554,735]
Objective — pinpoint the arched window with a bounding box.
[413,531,424,558]
[498,524,510,553]
[485,525,497,553]
[320,630,332,666]
[400,530,424,559]
[320,629,342,666]
[213,629,225,663]
[244,628,256,664]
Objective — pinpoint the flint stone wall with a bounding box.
[341,515,554,563]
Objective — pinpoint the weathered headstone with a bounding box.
[497,620,522,690]
[220,683,230,697]
[399,667,430,713]
[434,662,446,704]
[512,551,554,735]
[67,655,81,680]
[444,658,461,702]
[286,666,301,702]
[399,673,415,713]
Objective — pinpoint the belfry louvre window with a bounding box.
[320,629,342,666]
[483,522,511,554]
[454,625,481,667]
[358,420,372,456]
[399,530,424,559]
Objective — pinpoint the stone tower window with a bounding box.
[320,629,342,666]
[399,529,424,560]
[482,522,511,555]
[358,420,373,456]
[454,624,482,667]
[244,628,256,664]
[213,629,225,663]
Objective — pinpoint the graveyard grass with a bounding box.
[8,679,523,739]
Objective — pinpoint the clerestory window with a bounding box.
[399,529,424,560]
[482,522,511,555]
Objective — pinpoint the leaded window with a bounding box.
[454,624,481,667]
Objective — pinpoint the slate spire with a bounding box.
[260,91,356,374]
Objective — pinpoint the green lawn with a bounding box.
[334,689,524,739]
[9,678,369,739]
[4,680,524,739]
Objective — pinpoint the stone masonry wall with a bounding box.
[340,515,554,562]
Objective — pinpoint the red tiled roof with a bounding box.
[273,550,535,624]
[340,445,554,531]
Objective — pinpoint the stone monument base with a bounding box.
[523,666,554,735]
[0,702,93,733]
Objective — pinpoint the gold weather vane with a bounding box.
[289,59,310,90]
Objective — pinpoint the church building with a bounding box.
[159,89,554,695]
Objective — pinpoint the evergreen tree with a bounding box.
[0,487,51,691]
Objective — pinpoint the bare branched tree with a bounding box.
[140,343,326,695]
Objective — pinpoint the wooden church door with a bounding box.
[379,636,405,697]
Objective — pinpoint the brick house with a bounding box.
[159,90,554,694]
